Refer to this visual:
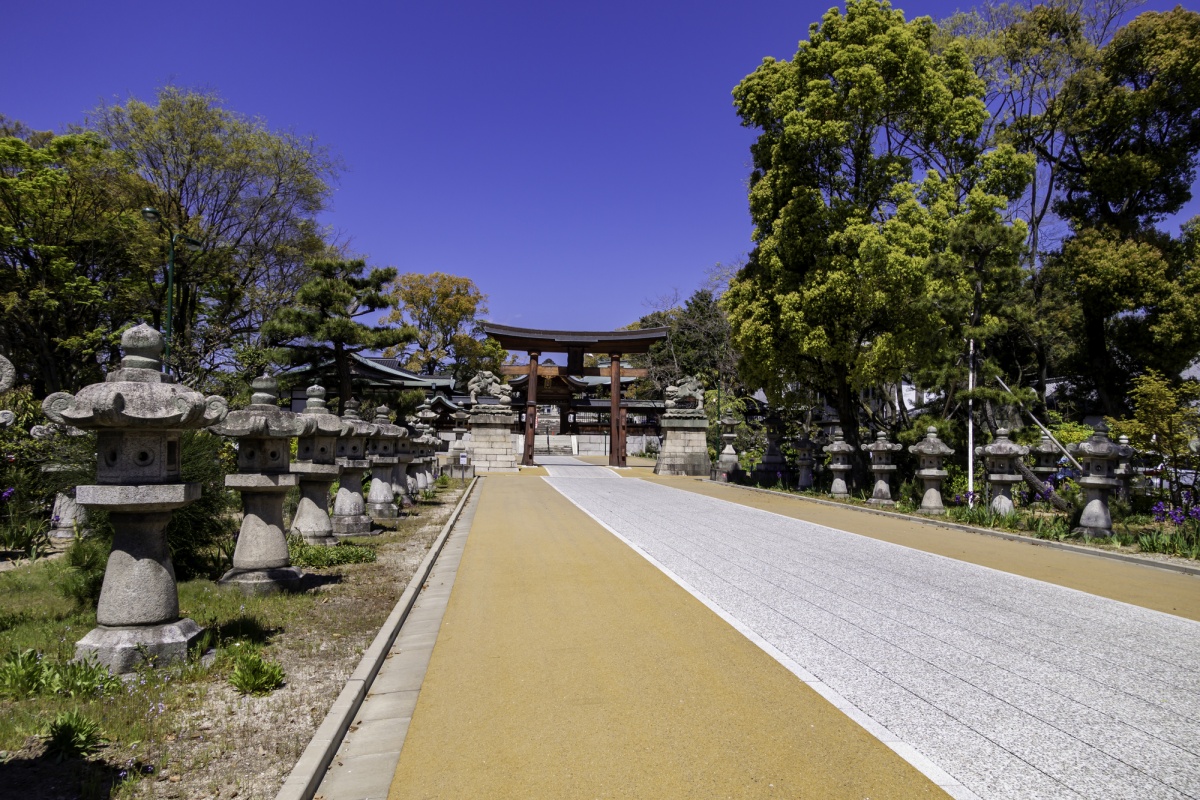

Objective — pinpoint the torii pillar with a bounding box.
[522,352,540,466]
[609,353,623,467]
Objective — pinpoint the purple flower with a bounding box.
[1152,501,1168,523]
[1169,508,1186,526]
[1189,506,1200,521]
[0,487,13,502]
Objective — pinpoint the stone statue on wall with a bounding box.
[468,370,512,406]
[665,375,705,413]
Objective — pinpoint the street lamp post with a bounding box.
[141,208,202,361]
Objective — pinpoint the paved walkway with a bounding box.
[326,458,1199,800]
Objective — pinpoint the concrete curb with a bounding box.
[275,477,479,800]
[703,480,1200,578]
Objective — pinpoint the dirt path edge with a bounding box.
[275,477,479,800]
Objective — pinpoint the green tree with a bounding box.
[725,0,1030,469]
[0,130,151,394]
[1107,370,1200,506]
[630,288,739,399]
[381,272,504,386]
[261,259,415,411]
[87,87,338,382]
[1041,8,1200,413]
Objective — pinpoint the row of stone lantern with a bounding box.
[718,415,1134,539]
[33,325,444,674]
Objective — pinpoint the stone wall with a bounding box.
[468,412,518,472]
[511,433,662,457]
[654,414,711,476]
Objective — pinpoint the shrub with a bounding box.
[435,474,450,488]
[164,430,238,580]
[44,710,106,761]
[229,649,286,696]
[0,648,46,698]
[59,535,110,610]
[0,515,50,559]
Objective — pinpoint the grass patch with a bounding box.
[287,536,377,568]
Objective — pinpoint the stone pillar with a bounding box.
[909,426,953,515]
[290,386,347,546]
[795,432,816,490]
[751,418,792,486]
[468,403,519,473]
[976,429,1029,515]
[331,400,378,536]
[1114,434,1135,501]
[366,406,403,522]
[392,433,415,509]
[861,431,902,506]
[41,324,227,672]
[712,416,741,482]
[210,374,314,594]
[823,429,855,499]
[1068,422,1132,538]
[654,377,710,476]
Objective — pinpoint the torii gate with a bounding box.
[480,323,668,467]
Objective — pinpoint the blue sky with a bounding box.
[4,0,1196,333]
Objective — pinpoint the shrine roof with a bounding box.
[480,323,668,354]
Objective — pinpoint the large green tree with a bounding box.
[381,272,504,386]
[725,0,1031,464]
[262,259,415,411]
[0,130,152,394]
[87,87,338,382]
[1045,7,1200,413]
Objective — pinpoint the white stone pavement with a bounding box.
[539,457,1200,800]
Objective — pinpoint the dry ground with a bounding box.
[0,484,465,800]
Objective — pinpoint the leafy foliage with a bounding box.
[382,272,504,387]
[228,648,286,696]
[0,649,120,700]
[44,710,106,761]
[262,258,415,411]
[287,536,376,568]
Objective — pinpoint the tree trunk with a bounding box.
[1015,459,1073,513]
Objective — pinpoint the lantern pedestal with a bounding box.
[654,412,711,476]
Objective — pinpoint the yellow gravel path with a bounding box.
[388,474,944,799]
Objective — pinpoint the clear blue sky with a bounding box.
[4,0,1196,333]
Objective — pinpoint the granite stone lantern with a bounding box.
[41,324,227,672]
[391,422,417,509]
[823,428,855,499]
[290,386,347,546]
[795,431,816,490]
[1114,434,1135,501]
[0,354,15,428]
[751,417,792,487]
[332,399,378,536]
[30,424,89,539]
[366,405,404,522]
[713,416,741,482]
[975,429,1029,515]
[446,408,474,480]
[861,431,902,506]
[209,374,315,594]
[1067,422,1133,538]
[909,426,954,515]
[1031,431,1061,492]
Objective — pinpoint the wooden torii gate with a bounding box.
[480,323,668,467]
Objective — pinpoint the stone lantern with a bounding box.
[861,431,902,506]
[209,374,315,594]
[30,423,89,539]
[823,428,855,499]
[416,403,441,485]
[752,416,792,487]
[41,324,227,672]
[1114,434,1135,501]
[446,408,474,480]
[1067,422,1133,538]
[391,418,417,508]
[975,429,1029,515]
[909,426,954,515]
[0,354,14,428]
[713,416,741,482]
[795,431,816,490]
[366,405,404,522]
[1030,431,1060,491]
[332,399,378,536]
[290,386,347,546]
